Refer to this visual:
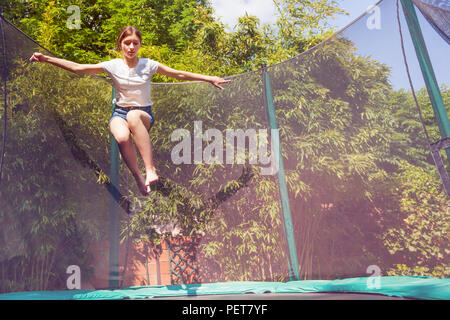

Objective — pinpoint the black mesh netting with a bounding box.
[0,0,448,292]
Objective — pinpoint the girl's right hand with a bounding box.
[29,52,48,63]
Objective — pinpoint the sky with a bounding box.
[210,0,449,90]
[210,0,380,31]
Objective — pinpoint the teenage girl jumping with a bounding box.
[29,26,230,196]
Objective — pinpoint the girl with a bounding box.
[29,26,230,196]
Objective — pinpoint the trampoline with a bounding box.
[0,0,449,302]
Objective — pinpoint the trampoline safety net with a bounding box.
[0,0,448,299]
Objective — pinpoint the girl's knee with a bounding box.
[127,110,149,130]
[126,111,140,125]
[109,117,131,144]
[111,127,131,144]
[115,133,131,145]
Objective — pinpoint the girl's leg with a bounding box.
[109,117,148,196]
[126,110,159,193]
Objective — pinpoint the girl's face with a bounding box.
[120,33,141,60]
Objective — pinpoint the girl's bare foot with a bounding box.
[145,170,159,194]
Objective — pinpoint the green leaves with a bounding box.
[2,0,346,77]
[382,161,449,278]
[2,0,449,288]
[0,61,112,291]
[273,0,346,51]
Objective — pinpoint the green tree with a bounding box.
[384,161,449,278]
[0,61,113,291]
[273,0,347,52]
[2,0,346,73]
[3,0,448,290]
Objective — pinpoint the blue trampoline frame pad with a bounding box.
[0,276,448,300]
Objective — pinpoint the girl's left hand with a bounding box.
[209,76,231,90]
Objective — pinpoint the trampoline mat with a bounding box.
[156,292,411,300]
[0,276,447,300]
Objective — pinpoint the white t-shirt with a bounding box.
[100,58,160,107]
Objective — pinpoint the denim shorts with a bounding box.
[110,105,155,130]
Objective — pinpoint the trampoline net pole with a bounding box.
[262,64,300,281]
[401,0,450,157]
[109,88,120,288]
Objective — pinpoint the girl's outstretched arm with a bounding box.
[156,64,230,90]
[29,52,103,75]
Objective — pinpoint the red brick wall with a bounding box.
[86,240,171,289]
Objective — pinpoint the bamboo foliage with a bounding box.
[0,1,449,291]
